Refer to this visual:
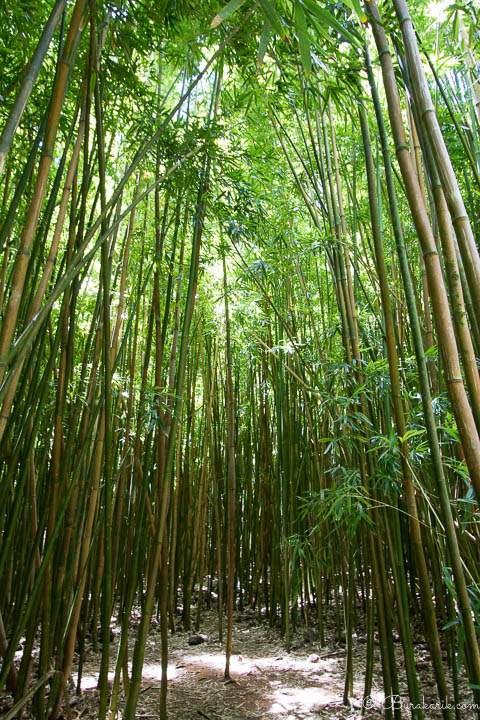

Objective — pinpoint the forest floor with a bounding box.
[2,603,476,719]
[53,603,477,720]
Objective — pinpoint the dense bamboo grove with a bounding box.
[1,0,480,718]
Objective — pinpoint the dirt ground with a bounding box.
[57,606,477,720]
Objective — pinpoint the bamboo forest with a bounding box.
[2,0,480,718]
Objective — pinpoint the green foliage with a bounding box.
[299,481,375,538]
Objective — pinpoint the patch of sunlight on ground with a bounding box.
[182,653,228,672]
[182,651,342,676]
[72,663,181,691]
[269,685,339,713]
[72,670,101,691]
[142,663,182,681]
[369,689,385,705]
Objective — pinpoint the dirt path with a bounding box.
[71,608,382,719]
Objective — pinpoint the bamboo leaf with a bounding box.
[257,0,284,37]
[211,0,248,28]
[453,10,460,43]
[295,1,312,76]
[398,428,425,444]
[257,17,273,65]
[341,0,368,24]
[302,0,362,46]
[442,618,459,630]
